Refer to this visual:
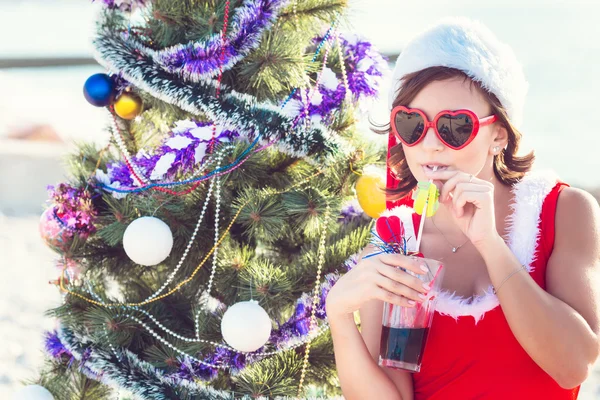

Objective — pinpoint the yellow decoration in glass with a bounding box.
[412,181,439,217]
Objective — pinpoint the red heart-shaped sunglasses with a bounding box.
[390,106,498,150]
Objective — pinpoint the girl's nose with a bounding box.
[421,126,444,151]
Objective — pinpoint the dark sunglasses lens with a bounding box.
[394,110,425,144]
[436,113,474,148]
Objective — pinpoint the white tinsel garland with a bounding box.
[92,31,351,165]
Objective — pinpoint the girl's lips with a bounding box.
[422,164,449,173]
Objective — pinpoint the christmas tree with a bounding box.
[27,0,389,398]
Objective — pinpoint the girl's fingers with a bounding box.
[449,182,492,206]
[374,287,416,307]
[373,273,426,302]
[440,172,467,201]
[376,263,429,294]
[377,253,428,275]
[441,173,490,202]
[452,190,489,217]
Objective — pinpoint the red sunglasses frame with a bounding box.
[390,105,498,150]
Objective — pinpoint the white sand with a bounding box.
[1,215,598,399]
[0,215,62,398]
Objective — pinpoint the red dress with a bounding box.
[384,136,580,399]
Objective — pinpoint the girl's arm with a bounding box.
[329,309,411,400]
[359,298,414,399]
[327,247,415,400]
[477,187,600,389]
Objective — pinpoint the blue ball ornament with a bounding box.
[83,73,116,107]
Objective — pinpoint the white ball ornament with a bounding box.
[12,385,55,400]
[122,216,174,266]
[221,300,272,352]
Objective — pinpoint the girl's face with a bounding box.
[400,77,507,182]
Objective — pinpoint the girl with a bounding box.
[326,17,600,399]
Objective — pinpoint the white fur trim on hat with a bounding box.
[388,17,529,128]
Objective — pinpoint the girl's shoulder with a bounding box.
[513,168,598,234]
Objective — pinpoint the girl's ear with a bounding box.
[493,124,509,149]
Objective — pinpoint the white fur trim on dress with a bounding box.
[388,17,529,129]
[504,169,558,273]
[392,169,558,323]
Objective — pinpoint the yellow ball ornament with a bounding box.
[114,93,143,120]
[355,166,387,219]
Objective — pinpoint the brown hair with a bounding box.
[374,66,535,201]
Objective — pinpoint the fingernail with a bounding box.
[407,300,416,306]
[418,293,427,300]
[422,283,431,291]
[420,264,429,272]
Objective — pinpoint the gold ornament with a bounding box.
[355,166,386,219]
[114,93,143,120]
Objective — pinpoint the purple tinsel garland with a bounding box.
[46,183,98,236]
[342,33,388,100]
[158,0,286,81]
[105,162,135,188]
[339,200,365,224]
[283,33,388,124]
[45,330,103,381]
[176,346,249,382]
[96,120,240,196]
[96,0,286,82]
[45,330,74,360]
[142,120,240,181]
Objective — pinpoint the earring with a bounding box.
[493,146,500,154]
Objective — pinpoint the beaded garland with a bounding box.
[297,201,331,395]
[60,170,325,307]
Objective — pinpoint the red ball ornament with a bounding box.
[39,207,75,251]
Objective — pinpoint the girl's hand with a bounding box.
[325,249,431,320]
[425,169,497,246]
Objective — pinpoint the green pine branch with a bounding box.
[279,0,348,33]
[237,259,298,318]
[231,29,314,102]
[147,0,244,48]
[232,350,304,397]
[32,358,113,400]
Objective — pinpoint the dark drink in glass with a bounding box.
[379,326,429,371]
[378,258,444,372]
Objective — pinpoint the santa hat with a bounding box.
[385,18,529,210]
[388,17,528,129]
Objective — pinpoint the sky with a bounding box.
[1,0,599,186]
